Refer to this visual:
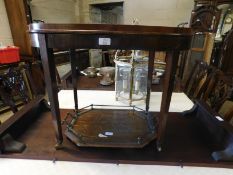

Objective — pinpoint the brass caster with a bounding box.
[157,143,162,152]
[42,99,51,110]
[55,143,63,150]
[157,146,162,152]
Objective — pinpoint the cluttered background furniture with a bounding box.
[182,57,233,161]
[0,46,45,153]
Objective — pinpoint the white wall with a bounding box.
[0,0,13,46]
[29,0,194,26]
[31,0,77,23]
[78,0,194,26]
[0,0,194,46]
[124,0,194,26]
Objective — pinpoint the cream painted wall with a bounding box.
[78,0,194,26]
[31,0,77,23]
[0,0,13,46]
[124,0,194,26]
[0,0,194,46]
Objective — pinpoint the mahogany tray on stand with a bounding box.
[29,24,192,150]
[62,104,156,148]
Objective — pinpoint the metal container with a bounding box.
[114,50,148,105]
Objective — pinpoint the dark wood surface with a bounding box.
[157,51,180,150]
[146,51,156,111]
[1,108,232,168]
[0,95,44,137]
[29,23,192,35]
[219,28,233,74]
[29,24,192,51]
[38,35,63,146]
[65,75,174,92]
[65,109,156,148]
[66,76,116,91]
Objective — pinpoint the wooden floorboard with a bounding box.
[1,109,232,168]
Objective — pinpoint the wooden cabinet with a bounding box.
[4,0,32,57]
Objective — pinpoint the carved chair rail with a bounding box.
[184,59,211,99]
[0,64,37,114]
[190,5,221,33]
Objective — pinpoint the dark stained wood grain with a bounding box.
[65,75,164,92]
[219,28,233,74]
[146,51,155,112]
[48,34,191,51]
[69,49,78,111]
[38,34,63,146]
[29,23,192,35]
[157,51,180,150]
[0,95,44,137]
[65,109,156,148]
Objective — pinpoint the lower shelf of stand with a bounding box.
[65,109,157,148]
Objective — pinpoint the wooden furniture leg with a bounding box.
[69,49,78,111]
[38,34,63,148]
[146,51,155,112]
[157,51,180,151]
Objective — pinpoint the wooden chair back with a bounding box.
[190,5,221,33]
[198,69,233,111]
[184,60,210,99]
